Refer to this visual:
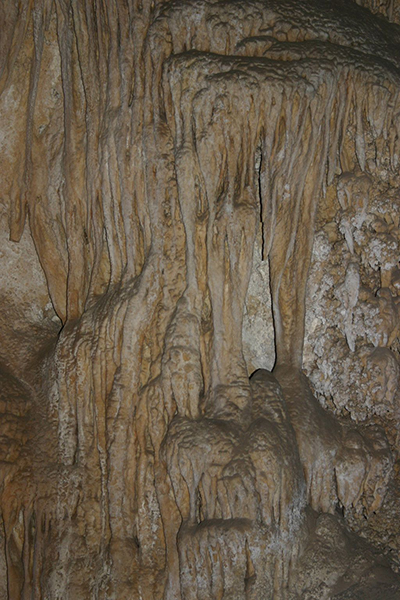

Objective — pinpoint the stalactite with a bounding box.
[1,0,400,598]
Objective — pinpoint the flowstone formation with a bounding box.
[1,0,400,598]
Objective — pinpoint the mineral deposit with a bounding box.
[1,0,400,598]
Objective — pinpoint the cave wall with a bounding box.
[1,1,400,598]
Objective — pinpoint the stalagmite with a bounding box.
[1,0,400,598]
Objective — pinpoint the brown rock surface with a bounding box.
[1,0,400,598]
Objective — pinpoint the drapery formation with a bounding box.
[1,1,400,598]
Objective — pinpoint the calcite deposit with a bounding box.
[1,0,400,598]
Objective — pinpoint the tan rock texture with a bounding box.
[1,0,400,598]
